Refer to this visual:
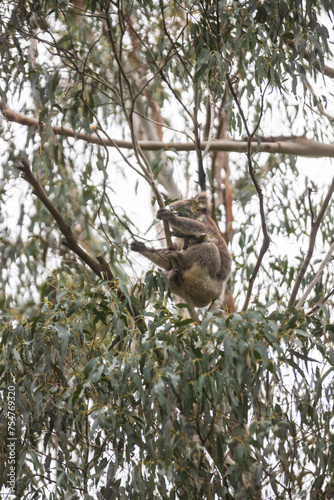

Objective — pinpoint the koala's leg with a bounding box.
[169,242,221,277]
[131,241,172,270]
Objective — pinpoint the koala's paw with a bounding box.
[166,249,180,259]
[157,208,173,221]
[130,240,146,252]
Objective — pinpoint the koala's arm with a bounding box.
[130,241,173,270]
[157,208,214,238]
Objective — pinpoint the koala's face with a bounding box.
[170,193,208,219]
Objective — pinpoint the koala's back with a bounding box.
[169,263,224,307]
[167,241,228,307]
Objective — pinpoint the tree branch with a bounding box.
[14,157,146,331]
[286,39,334,79]
[288,176,334,307]
[295,241,334,310]
[3,103,334,157]
[193,83,206,191]
[308,288,334,314]
[226,75,271,311]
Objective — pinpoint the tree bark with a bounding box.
[2,103,334,157]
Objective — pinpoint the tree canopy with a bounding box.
[0,1,334,498]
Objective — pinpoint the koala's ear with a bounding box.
[195,191,209,211]
[195,191,208,202]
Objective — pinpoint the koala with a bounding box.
[131,192,232,308]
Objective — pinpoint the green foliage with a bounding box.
[1,0,334,498]
[1,277,333,498]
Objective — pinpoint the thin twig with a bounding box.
[295,241,334,310]
[193,83,206,191]
[202,90,215,159]
[124,12,193,120]
[288,176,334,307]
[308,288,334,314]
[308,188,315,225]
[226,75,271,311]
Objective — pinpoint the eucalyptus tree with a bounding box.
[1,1,334,498]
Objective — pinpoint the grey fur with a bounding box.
[131,192,232,308]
